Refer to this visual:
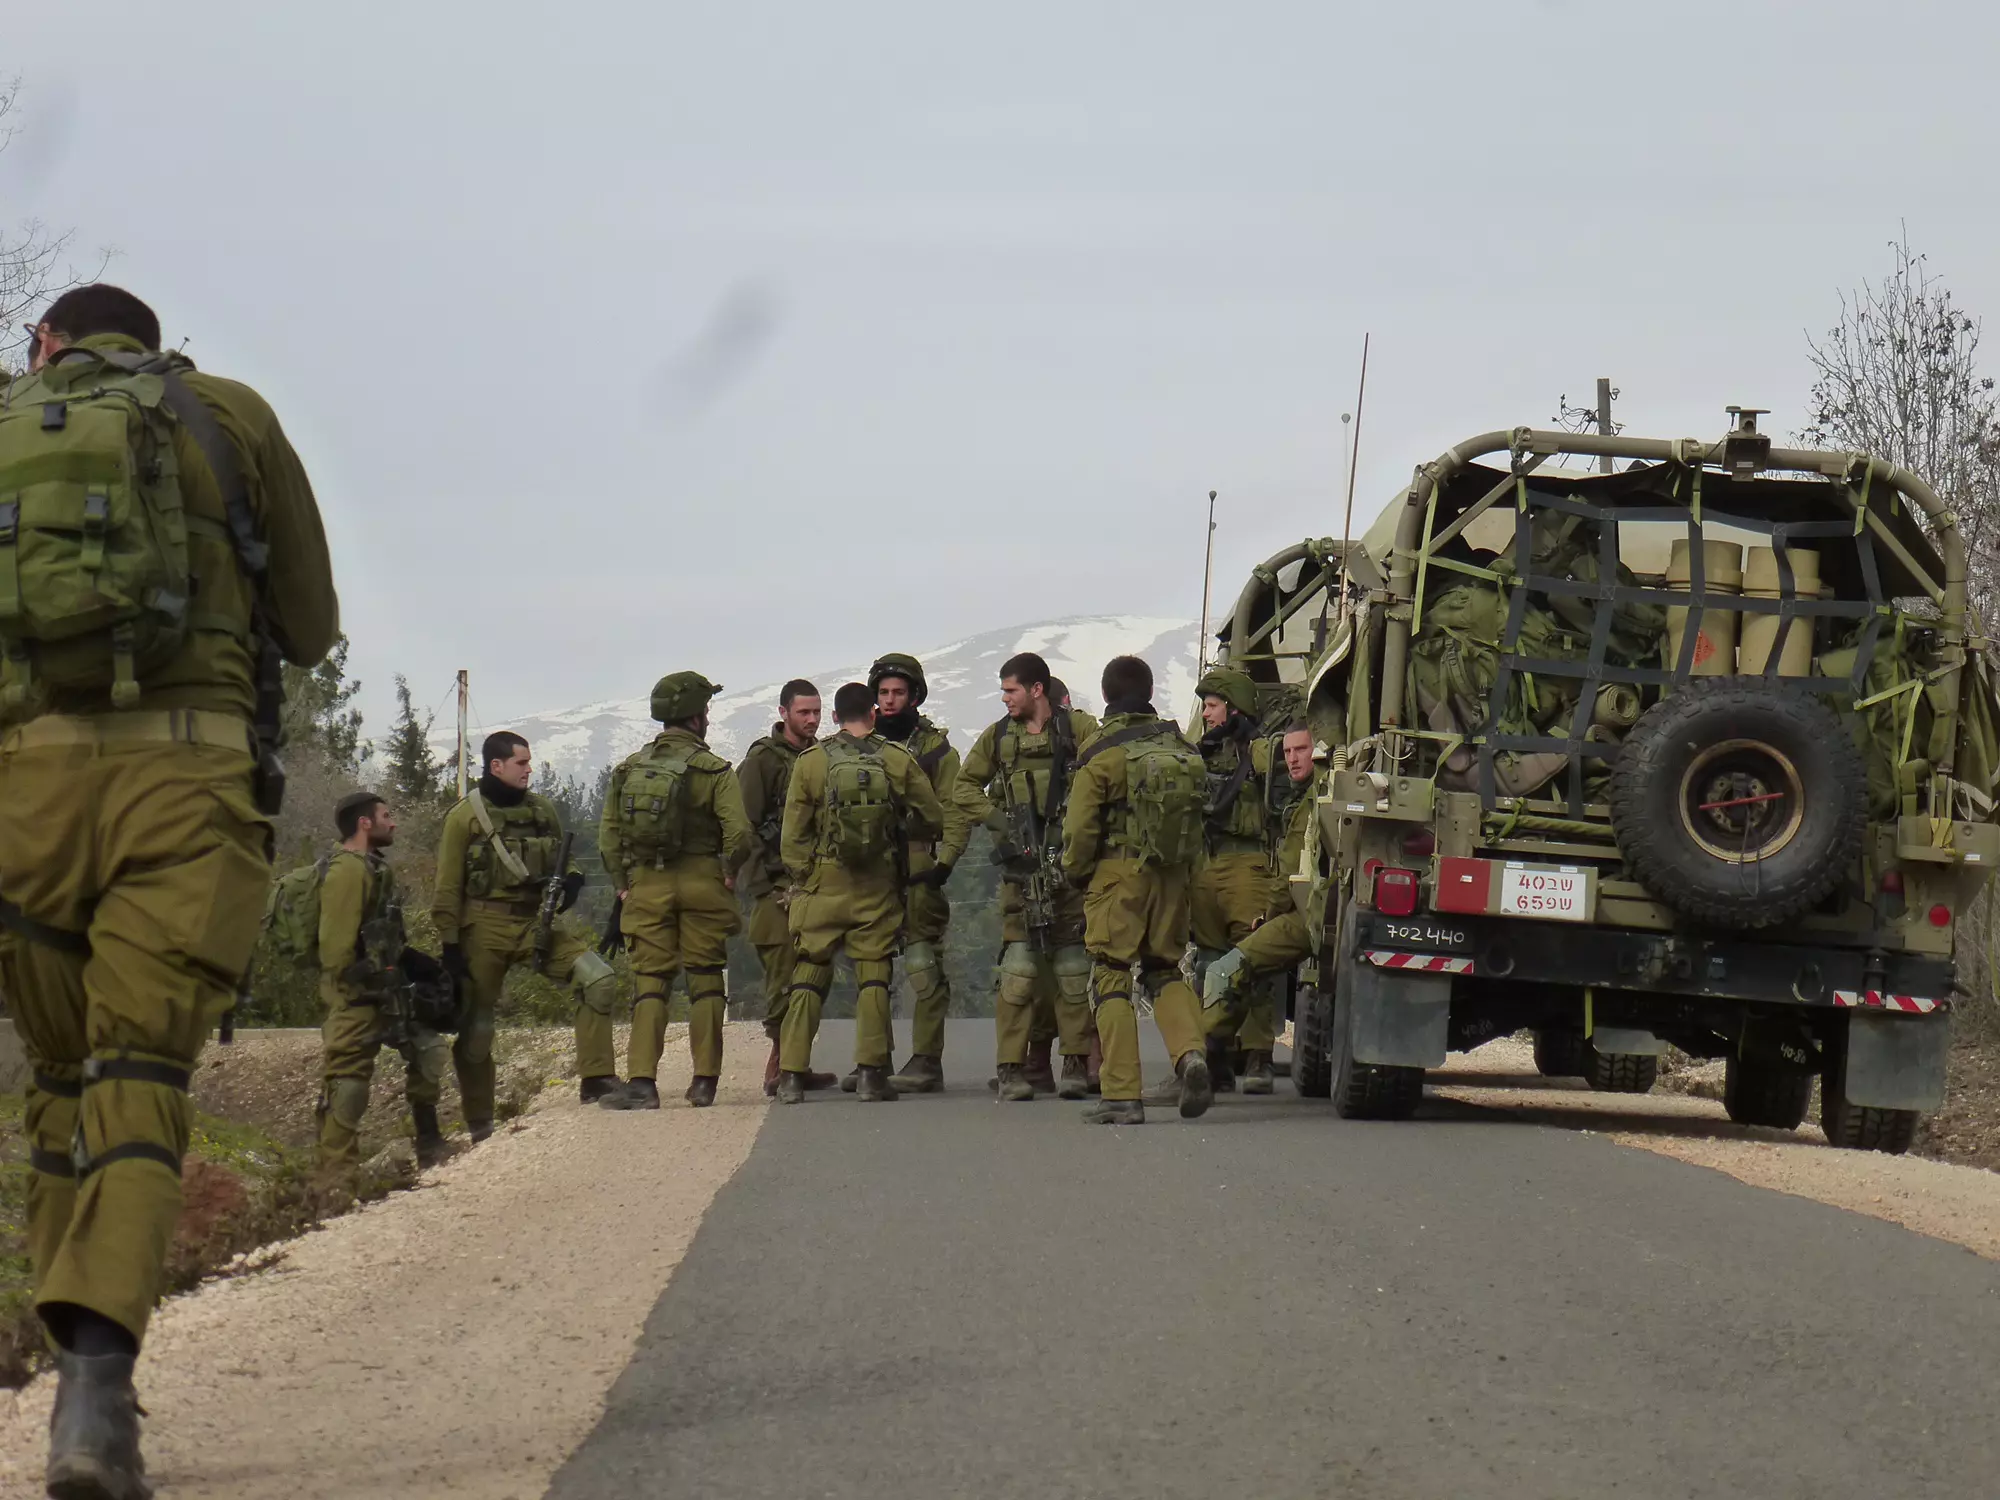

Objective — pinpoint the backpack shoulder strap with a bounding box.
[914,725,950,776]
[468,789,532,882]
[1076,720,1168,769]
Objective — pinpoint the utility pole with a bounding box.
[1596,377,1615,474]
[456,669,469,799]
[1197,490,1218,672]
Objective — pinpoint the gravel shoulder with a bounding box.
[1431,1037,2000,1261]
[0,1022,770,1500]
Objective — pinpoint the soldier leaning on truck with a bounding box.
[1204,722,1319,1017]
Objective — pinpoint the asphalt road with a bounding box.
[545,1020,2000,1500]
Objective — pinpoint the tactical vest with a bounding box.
[907,719,951,783]
[1203,730,1269,850]
[352,853,407,973]
[463,791,564,901]
[986,711,1079,820]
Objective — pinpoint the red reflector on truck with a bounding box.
[1377,867,1419,916]
[1929,904,1952,927]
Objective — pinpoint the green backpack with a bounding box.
[0,349,205,708]
[822,737,900,867]
[263,855,333,965]
[1123,727,1207,867]
[616,742,697,862]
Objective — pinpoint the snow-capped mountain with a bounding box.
[434,616,1203,776]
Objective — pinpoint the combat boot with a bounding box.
[1177,1050,1215,1120]
[600,1078,661,1111]
[889,1054,943,1094]
[803,1068,839,1090]
[412,1105,454,1169]
[855,1065,901,1102]
[1082,1097,1145,1125]
[45,1349,152,1500]
[579,1074,624,1105]
[994,1063,1036,1102]
[1023,1038,1057,1094]
[764,1040,781,1098]
[1140,1074,1183,1105]
[1057,1054,1091,1100]
[776,1071,807,1105]
[1086,1034,1103,1095]
[468,1120,494,1144]
[1239,1049,1275,1095]
[685,1076,718,1108]
[839,1066,862,1094]
[1205,1035,1238,1094]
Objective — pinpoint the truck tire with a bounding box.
[1329,913,1425,1120]
[1722,1057,1811,1129]
[1532,1029,1585,1079]
[1293,984,1333,1098]
[1608,678,1865,930]
[1820,1078,1920,1154]
[1584,1045,1659,1094]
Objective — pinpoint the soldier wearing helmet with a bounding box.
[598,672,752,1110]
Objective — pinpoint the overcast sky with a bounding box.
[7,0,1998,732]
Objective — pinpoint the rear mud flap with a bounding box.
[1842,1010,1950,1112]
[1348,963,1450,1068]
[1588,1026,1664,1057]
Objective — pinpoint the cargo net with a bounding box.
[1409,467,1886,818]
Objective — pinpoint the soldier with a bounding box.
[776,681,945,1103]
[598,672,751,1110]
[737,679,835,1096]
[315,791,452,1185]
[865,652,965,1096]
[0,284,338,1495]
[433,730,620,1135]
[1179,664,1283,1096]
[1061,655,1214,1124]
[950,651,1099,1100]
[1205,721,1319,1018]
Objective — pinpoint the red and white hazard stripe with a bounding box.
[1363,950,1474,975]
[1832,990,1940,1014]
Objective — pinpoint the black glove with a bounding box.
[988,836,1025,866]
[912,862,954,890]
[398,946,445,983]
[440,943,468,981]
[556,870,585,913]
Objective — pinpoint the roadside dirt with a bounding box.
[1430,1038,2000,1262]
[0,1021,770,1500]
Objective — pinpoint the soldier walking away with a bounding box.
[951,652,1099,1101]
[0,284,339,1499]
[1175,664,1283,1098]
[736,679,836,1096]
[1204,722,1320,1029]
[312,792,453,1188]
[432,731,620,1131]
[1062,656,1214,1125]
[598,673,751,1110]
[866,652,965,1095]
[775,682,945,1103]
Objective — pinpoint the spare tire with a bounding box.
[1609,678,1865,930]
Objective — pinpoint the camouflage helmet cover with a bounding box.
[1196,664,1259,720]
[867,652,928,707]
[651,671,723,724]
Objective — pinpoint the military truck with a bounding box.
[1215,411,2000,1151]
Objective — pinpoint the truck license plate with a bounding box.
[1498,863,1592,922]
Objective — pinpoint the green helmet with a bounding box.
[867,652,928,707]
[1196,664,1259,720]
[650,671,723,724]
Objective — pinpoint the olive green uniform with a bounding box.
[1218,791,1317,999]
[778,732,944,1073]
[1061,713,1206,1101]
[1192,731,1284,1050]
[0,332,338,1341]
[736,726,813,1034]
[601,727,751,1081]
[884,717,963,1059]
[432,790,616,1126]
[951,708,1099,1065]
[316,849,447,1179]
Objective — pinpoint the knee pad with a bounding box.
[686,965,728,1002]
[789,959,833,1002]
[1202,947,1250,1010]
[1052,945,1092,1003]
[74,1050,192,1180]
[854,958,895,997]
[902,941,944,1001]
[25,1070,81,1184]
[997,942,1039,1009]
[569,950,616,989]
[580,969,620,1017]
[325,1076,371,1132]
[1090,963,1133,1009]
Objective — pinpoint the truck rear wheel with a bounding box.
[1329,918,1425,1120]
[1821,1078,1920,1154]
[1722,1057,1811,1129]
[1584,1045,1659,1094]
[1293,984,1333,1098]
[1532,1029,1585,1079]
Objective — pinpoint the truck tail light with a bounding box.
[1377,867,1420,917]
[1880,869,1904,895]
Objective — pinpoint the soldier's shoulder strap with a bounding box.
[467,788,532,882]
[913,719,951,774]
[1075,720,1170,768]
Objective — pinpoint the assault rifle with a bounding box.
[1001,798,1061,952]
[533,831,575,974]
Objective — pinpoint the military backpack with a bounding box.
[263,855,334,965]
[616,741,698,862]
[1083,721,1206,867]
[821,736,901,868]
[0,348,257,709]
